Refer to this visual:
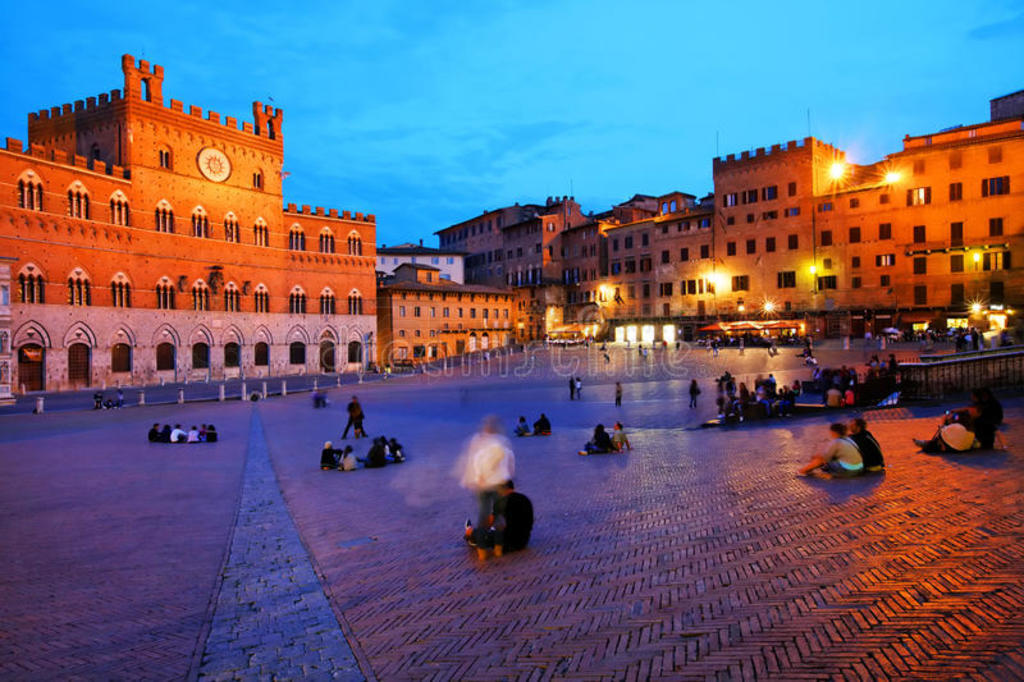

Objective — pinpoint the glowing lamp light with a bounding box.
[738,304,746,313]
[809,264,817,275]
[885,171,901,184]
[829,162,846,180]
[973,252,982,263]
[763,301,776,313]
[971,302,983,314]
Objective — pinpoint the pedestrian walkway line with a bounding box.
[196,410,365,681]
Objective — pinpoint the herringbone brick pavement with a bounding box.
[263,380,1024,681]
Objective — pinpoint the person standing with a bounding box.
[574,376,583,400]
[614,381,622,407]
[568,376,575,400]
[342,396,364,439]
[689,379,700,409]
[459,416,516,560]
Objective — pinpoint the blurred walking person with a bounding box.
[457,416,516,560]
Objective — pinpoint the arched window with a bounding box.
[191,280,210,311]
[347,340,362,364]
[155,277,176,309]
[289,341,306,365]
[288,287,307,314]
[289,225,306,251]
[191,207,210,238]
[17,174,44,211]
[253,218,269,247]
[224,342,240,368]
[224,213,240,243]
[347,290,363,315]
[109,191,130,226]
[67,183,90,219]
[111,343,132,373]
[192,343,210,369]
[158,147,172,169]
[224,282,240,312]
[319,229,335,254]
[252,170,263,190]
[17,265,45,303]
[253,284,270,313]
[156,342,176,371]
[347,232,363,255]
[254,341,269,366]
[155,200,174,233]
[319,289,335,315]
[110,273,131,308]
[67,270,91,306]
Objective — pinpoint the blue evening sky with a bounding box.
[1,1,1022,246]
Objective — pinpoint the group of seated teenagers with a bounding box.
[578,422,631,455]
[148,423,218,443]
[320,435,406,471]
[798,417,885,478]
[716,371,800,422]
[513,413,551,437]
[464,479,534,561]
[913,388,1004,453]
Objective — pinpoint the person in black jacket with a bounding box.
[848,417,884,471]
[579,424,613,455]
[492,480,533,556]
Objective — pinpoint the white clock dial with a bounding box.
[197,147,232,182]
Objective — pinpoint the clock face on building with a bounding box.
[196,147,232,182]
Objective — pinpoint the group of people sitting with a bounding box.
[148,423,218,443]
[464,479,534,560]
[715,371,800,422]
[513,413,551,437]
[913,388,1004,453]
[865,354,899,379]
[799,417,885,478]
[579,422,631,455]
[320,435,406,471]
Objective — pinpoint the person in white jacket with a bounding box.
[459,416,515,559]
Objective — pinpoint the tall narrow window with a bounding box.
[110,275,131,308]
[224,213,240,243]
[67,273,91,306]
[158,148,172,169]
[319,291,336,314]
[18,269,45,303]
[254,218,269,246]
[191,208,210,238]
[289,226,306,251]
[156,279,176,309]
[191,281,210,311]
[319,229,336,254]
[289,289,307,314]
[347,233,363,255]
[109,192,130,226]
[223,283,240,312]
[17,177,44,211]
[348,291,363,315]
[253,285,270,313]
[67,185,90,219]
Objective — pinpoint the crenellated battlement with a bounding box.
[3,136,130,179]
[27,54,283,145]
[283,203,375,223]
[714,136,844,171]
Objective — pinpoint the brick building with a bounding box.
[1,55,376,392]
[376,264,514,364]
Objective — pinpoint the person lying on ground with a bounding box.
[848,417,884,471]
[798,423,864,478]
[533,413,552,435]
[579,423,613,455]
[914,406,979,453]
[611,422,631,452]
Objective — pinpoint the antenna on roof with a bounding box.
[806,108,812,137]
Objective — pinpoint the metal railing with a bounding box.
[918,344,1024,363]
[899,350,1024,399]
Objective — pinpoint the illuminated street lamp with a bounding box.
[763,300,776,313]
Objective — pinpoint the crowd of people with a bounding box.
[147,423,218,443]
[320,435,406,471]
[713,371,799,422]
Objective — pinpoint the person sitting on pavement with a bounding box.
[971,388,1004,449]
[363,437,390,468]
[159,424,172,443]
[339,445,358,471]
[579,423,613,455]
[170,424,188,443]
[464,479,534,557]
[611,422,632,452]
[187,425,201,443]
[205,424,218,443]
[386,437,406,463]
[320,441,341,470]
[148,423,162,442]
[533,413,552,435]
[513,416,531,437]
[848,417,884,472]
[799,423,864,478]
[843,387,856,407]
[914,406,980,453]
[825,385,843,408]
